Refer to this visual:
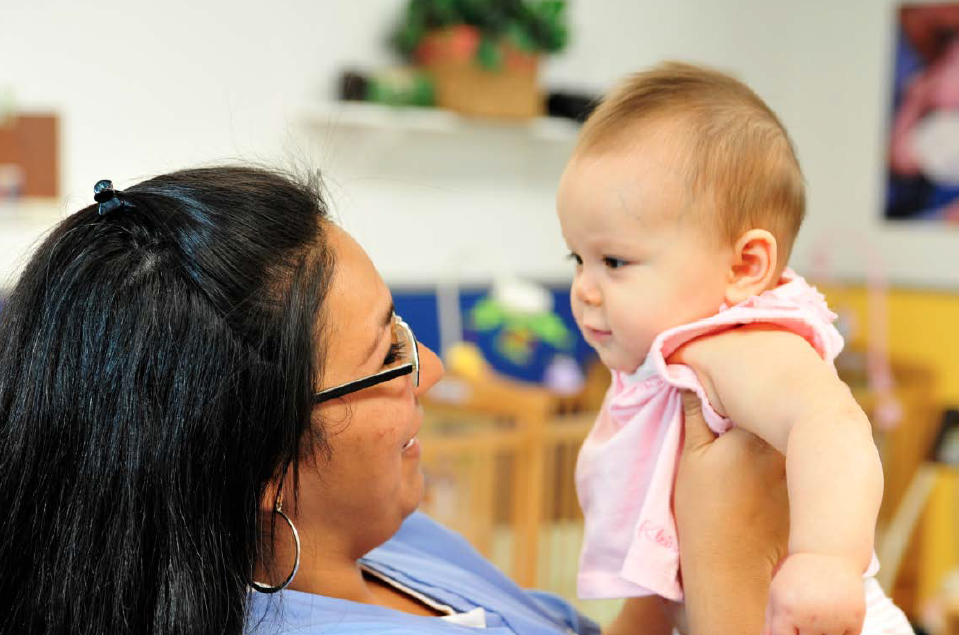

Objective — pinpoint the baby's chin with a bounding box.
[597,349,647,375]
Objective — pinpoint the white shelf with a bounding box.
[301,101,580,143]
[296,101,577,286]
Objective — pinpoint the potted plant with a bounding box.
[390,0,568,118]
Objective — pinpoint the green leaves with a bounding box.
[475,35,503,69]
[389,0,569,65]
[524,0,568,53]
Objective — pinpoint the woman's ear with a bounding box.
[725,229,779,306]
[260,470,291,514]
[261,482,280,514]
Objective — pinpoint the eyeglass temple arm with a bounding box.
[313,364,414,404]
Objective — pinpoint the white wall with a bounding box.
[774,1,959,290]
[1,0,955,287]
[0,0,400,198]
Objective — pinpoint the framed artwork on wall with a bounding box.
[886,3,959,222]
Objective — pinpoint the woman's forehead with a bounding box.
[325,227,391,361]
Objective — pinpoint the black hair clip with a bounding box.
[93,179,134,216]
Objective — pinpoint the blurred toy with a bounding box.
[469,276,573,366]
[338,67,435,107]
[445,341,491,382]
[542,354,584,395]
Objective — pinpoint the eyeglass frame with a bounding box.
[313,314,420,404]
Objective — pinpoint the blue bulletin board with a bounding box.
[391,283,596,385]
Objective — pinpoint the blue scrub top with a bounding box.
[246,512,601,635]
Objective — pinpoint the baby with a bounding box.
[558,62,914,635]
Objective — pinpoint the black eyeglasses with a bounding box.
[313,314,420,404]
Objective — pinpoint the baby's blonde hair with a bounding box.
[578,61,806,264]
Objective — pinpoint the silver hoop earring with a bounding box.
[251,496,301,594]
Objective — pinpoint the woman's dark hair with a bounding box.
[0,166,334,634]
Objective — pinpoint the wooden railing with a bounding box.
[419,353,947,622]
[419,374,595,590]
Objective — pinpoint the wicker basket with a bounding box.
[417,26,544,119]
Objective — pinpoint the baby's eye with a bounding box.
[603,256,628,269]
[566,252,583,266]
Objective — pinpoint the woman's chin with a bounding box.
[400,469,426,519]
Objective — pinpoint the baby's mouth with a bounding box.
[585,326,612,339]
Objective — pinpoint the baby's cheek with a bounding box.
[569,300,584,328]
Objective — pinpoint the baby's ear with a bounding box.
[724,229,779,305]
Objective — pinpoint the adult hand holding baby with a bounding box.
[676,387,865,635]
[674,390,789,635]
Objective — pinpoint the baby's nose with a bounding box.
[573,274,602,307]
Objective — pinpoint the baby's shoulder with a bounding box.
[667,323,817,377]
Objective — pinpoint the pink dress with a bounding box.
[574,271,910,634]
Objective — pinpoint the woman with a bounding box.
[0,167,786,635]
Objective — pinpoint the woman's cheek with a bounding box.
[372,405,405,450]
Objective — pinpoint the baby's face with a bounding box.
[557,141,733,373]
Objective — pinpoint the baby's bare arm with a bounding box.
[673,324,883,570]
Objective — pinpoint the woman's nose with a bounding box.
[415,343,445,396]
